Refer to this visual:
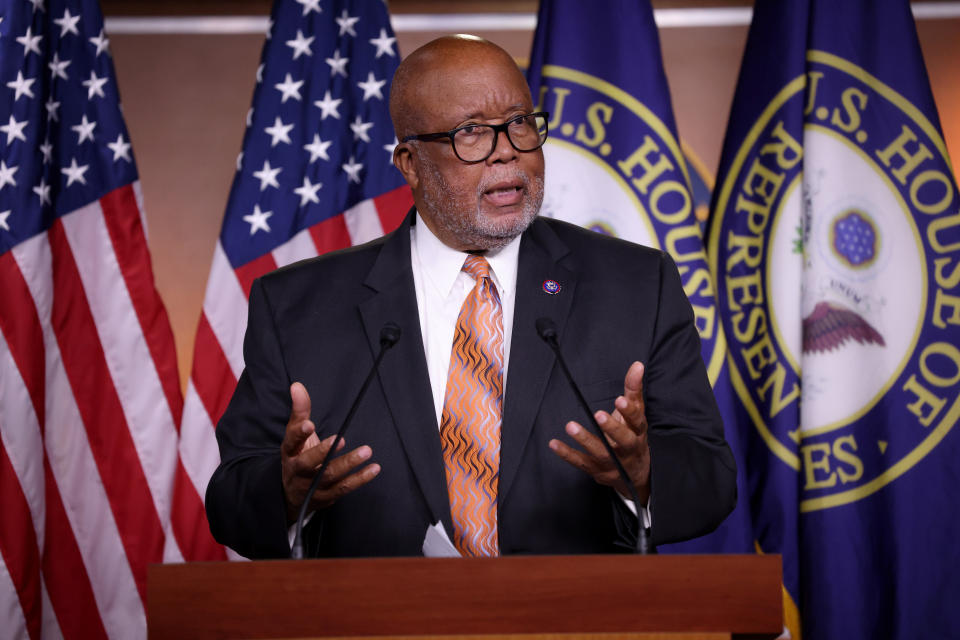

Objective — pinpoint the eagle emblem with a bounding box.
[802,301,885,354]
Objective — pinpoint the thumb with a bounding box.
[290,382,312,423]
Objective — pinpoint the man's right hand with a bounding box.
[281,382,381,525]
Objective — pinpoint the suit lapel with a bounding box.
[358,210,453,534]
[499,219,576,508]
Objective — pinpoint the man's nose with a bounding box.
[486,129,519,165]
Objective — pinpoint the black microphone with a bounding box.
[536,317,654,555]
[290,322,401,559]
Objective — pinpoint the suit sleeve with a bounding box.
[205,277,299,558]
[645,252,738,545]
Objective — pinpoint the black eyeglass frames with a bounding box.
[401,112,550,163]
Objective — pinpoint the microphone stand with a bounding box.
[536,317,654,555]
[290,323,401,559]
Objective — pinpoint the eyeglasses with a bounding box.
[401,112,550,163]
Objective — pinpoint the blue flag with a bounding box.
[527,0,753,554]
[709,0,960,637]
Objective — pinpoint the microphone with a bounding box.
[290,322,401,559]
[536,317,654,555]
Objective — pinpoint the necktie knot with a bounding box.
[462,254,491,281]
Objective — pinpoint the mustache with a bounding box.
[476,168,531,194]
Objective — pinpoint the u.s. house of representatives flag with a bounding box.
[708,0,960,637]
[526,0,754,554]
[179,0,412,557]
[0,0,192,637]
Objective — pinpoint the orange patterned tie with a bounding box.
[440,255,503,557]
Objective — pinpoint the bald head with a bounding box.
[389,35,544,252]
[390,35,529,139]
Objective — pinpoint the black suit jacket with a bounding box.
[205,213,736,559]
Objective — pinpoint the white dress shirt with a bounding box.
[410,212,520,424]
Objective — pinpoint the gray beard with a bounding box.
[419,159,544,251]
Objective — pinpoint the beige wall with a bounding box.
[108,15,960,392]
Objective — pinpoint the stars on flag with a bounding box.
[72,115,97,144]
[0,210,10,232]
[369,29,396,58]
[350,115,374,143]
[243,204,273,235]
[46,97,60,121]
[304,134,332,163]
[49,53,71,80]
[89,29,110,57]
[61,158,89,187]
[325,50,349,77]
[342,156,363,184]
[275,74,304,103]
[219,1,406,265]
[357,72,386,101]
[286,30,314,60]
[6,71,36,101]
[33,178,51,205]
[253,160,282,191]
[1,0,140,249]
[39,140,52,164]
[265,117,294,147]
[295,0,322,16]
[17,26,43,57]
[107,134,132,162]
[336,10,360,37]
[54,8,81,37]
[0,160,17,189]
[293,176,322,206]
[384,137,399,157]
[82,70,109,99]
[314,90,342,119]
[1,115,28,145]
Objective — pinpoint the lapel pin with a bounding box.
[542,279,561,295]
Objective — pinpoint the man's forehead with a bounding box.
[391,35,530,135]
[415,56,530,110]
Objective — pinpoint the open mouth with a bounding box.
[483,181,525,207]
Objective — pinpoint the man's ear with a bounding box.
[393,143,420,190]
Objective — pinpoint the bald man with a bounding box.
[206,36,736,559]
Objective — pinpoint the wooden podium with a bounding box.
[148,555,782,639]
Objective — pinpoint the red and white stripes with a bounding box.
[0,183,188,639]
[0,182,412,637]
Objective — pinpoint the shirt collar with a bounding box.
[412,211,521,299]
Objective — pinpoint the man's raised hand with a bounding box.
[280,382,381,524]
[548,361,651,505]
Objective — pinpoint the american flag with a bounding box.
[178,0,412,560]
[0,0,196,638]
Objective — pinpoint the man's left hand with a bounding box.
[548,361,651,505]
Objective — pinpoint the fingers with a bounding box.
[280,381,383,514]
[301,439,381,511]
[614,361,647,435]
[290,381,311,421]
[282,382,314,457]
[315,460,382,505]
[548,425,622,489]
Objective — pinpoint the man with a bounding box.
[206,35,736,559]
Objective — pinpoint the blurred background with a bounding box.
[100,0,960,392]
